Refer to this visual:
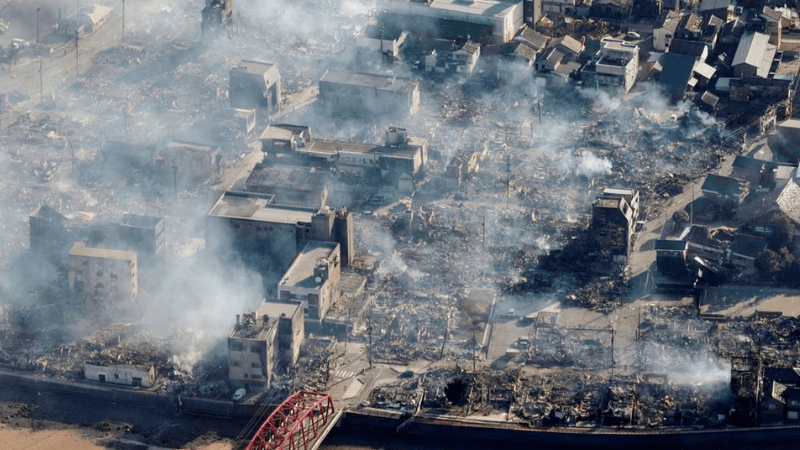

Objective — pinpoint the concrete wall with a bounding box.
[84,363,154,388]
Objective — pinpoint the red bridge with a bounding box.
[245,391,336,450]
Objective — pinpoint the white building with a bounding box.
[84,362,155,388]
[384,0,524,44]
[278,241,341,320]
[732,32,777,79]
[595,38,639,93]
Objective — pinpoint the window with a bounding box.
[231,361,240,367]
[114,374,119,379]
[251,362,259,368]
[96,270,103,277]
[250,345,260,353]
[243,373,248,378]
[110,273,118,280]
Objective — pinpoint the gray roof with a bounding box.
[699,0,731,11]
[735,179,800,225]
[762,6,782,22]
[516,26,549,51]
[728,234,767,259]
[320,70,418,94]
[733,33,776,78]
[702,174,749,196]
[661,11,683,33]
[279,241,339,288]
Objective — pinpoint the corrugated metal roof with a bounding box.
[732,32,769,69]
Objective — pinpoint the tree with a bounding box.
[768,214,796,250]
[672,210,690,226]
[756,249,782,278]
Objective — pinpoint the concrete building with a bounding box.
[425,40,481,74]
[160,141,221,186]
[228,301,305,388]
[84,362,155,388]
[356,24,410,60]
[116,214,165,265]
[29,205,69,260]
[201,0,232,33]
[259,125,429,193]
[733,33,777,79]
[68,243,138,305]
[542,0,577,17]
[594,38,639,93]
[384,0,525,44]
[230,60,282,112]
[590,187,639,262]
[245,163,330,209]
[278,241,341,320]
[206,191,355,270]
[318,70,420,117]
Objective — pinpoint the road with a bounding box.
[1,9,122,110]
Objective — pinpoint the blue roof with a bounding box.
[657,52,696,98]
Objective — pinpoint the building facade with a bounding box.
[84,362,155,387]
[319,70,420,117]
[228,301,305,388]
[68,243,137,305]
[278,241,341,320]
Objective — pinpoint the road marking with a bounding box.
[335,370,358,379]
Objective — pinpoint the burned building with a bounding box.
[278,241,341,320]
[424,39,481,75]
[318,70,420,117]
[259,124,429,193]
[761,367,800,423]
[769,119,800,162]
[245,163,330,209]
[590,187,639,262]
[731,156,780,192]
[159,141,221,187]
[201,0,232,33]
[356,24,410,60]
[68,242,138,305]
[116,214,165,266]
[59,4,112,37]
[84,362,155,388]
[229,60,282,112]
[679,225,726,264]
[228,301,305,388]
[29,205,69,261]
[206,191,355,271]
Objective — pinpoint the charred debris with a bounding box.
[1,0,800,434]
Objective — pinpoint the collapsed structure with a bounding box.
[228,301,305,388]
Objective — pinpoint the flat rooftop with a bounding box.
[320,70,417,93]
[306,137,425,159]
[429,0,519,18]
[260,124,309,141]
[236,60,277,74]
[166,140,219,153]
[256,301,302,320]
[246,164,328,192]
[280,241,339,288]
[119,214,163,229]
[69,242,136,261]
[208,191,317,224]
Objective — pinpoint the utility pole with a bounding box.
[481,216,485,251]
[367,315,373,370]
[538,100,542,126]
[75,31,79,76]
[172,164,178,197]
[38,58,43,104]
[121,0,125,43]
[472,330,477,373]
[36,7,41,44]
[505,154,511,209]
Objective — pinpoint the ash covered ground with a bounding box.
[0,0,787,445]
